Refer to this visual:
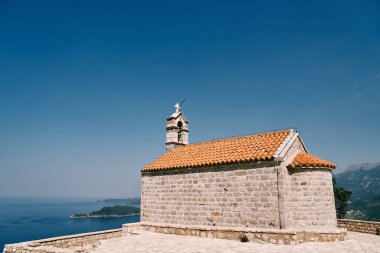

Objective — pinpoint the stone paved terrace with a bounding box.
[93,231,380,253]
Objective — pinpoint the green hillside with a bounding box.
[71,205,140,218]
[335,162,380,221]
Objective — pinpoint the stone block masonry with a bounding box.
[122,222,347,245]
[141,161,338,230]
[141,162,282,229]
[338,219,380,235]
[286,168,337,228]
[3,228,122,253]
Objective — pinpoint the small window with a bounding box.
[177,121,183,142]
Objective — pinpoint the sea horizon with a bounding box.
[0,196,140,250]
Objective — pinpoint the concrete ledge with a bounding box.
[338,219,380,235]
[123,222,347,245]
[3,228,122,253]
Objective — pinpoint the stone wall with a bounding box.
[278,137,336,229]
[142,160,338,231]
[287,168,336,228]
[141,162,282,229]
[3,228,122,253]
[338,219,380,235]
[123,222,347,245]
[277,136,306,228]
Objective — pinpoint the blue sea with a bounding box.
[0,197,140,251]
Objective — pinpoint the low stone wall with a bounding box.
[338,219,380,235]
[123,222,347,245]
[3,228,122,253]
[122,222,142,235]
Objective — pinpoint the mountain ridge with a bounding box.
[334,161,380,221]
[339,162,380,173]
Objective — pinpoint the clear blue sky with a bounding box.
[0,0,379,198]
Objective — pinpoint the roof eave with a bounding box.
[288,166,336,170]
[142,157,277,173]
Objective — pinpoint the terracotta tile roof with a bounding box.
[142,129,291,172]
[288,152,336,169]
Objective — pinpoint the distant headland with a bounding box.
[96,197,141,206]
[70,205,140,219]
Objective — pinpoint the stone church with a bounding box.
[137,104,347,243]
[3,104,349,253]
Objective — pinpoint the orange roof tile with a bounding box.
[142,129,291,172]
[287,152,336,169]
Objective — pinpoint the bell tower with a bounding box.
[165,103,189,152]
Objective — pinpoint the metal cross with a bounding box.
[175,103,180,113]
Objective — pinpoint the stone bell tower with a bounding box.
[165,103,189,151]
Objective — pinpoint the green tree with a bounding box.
[333,177,352,219]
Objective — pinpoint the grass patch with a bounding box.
[240,235,249,242]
